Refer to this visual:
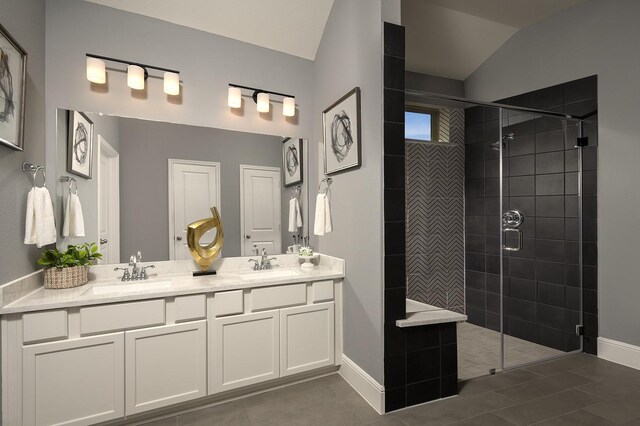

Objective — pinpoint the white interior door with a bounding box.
[169,160,221,260]
[240,165,281,255]
[97,136,120,264]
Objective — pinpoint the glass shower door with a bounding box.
[499,109,583,370]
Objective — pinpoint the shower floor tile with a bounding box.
[458,322,564,381]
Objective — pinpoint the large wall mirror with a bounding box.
[54,109,309,264]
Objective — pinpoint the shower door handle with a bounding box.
[503,227,523,252]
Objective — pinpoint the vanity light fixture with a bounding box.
[228,84,296,117]
[85,53,181,95]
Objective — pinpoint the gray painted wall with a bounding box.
[117,118,282,261]
[406,71,465,97]
[313,0,392,383]
[55,110,120,249]
[464,0,640,346]
[0,0,46,283]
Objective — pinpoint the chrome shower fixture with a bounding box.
[490,132,514,151]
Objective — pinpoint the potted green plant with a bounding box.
[37,243,102,289]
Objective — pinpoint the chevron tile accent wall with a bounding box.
[405,108,465,313]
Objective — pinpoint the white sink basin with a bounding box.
[239,269,303,281]
[83,280,172,296]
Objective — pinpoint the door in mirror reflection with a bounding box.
[169,160,221,260]
[241,166,282,256]
[98,136,120,264]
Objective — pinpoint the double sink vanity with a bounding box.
[1,254,345,425]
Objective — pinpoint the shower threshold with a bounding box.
[396,299,467,328]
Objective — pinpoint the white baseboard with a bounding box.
[598,337,640,370]
[339,355,385,414]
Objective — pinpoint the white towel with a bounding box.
[24,187,57,248]
[313,193,333,236]
[62,193,85,238]
[288,198,303,232]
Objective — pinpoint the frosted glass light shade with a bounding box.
[257,92,270,113]
[86,57,106,84]
[127,65,145,90]
[228,87,242,108]
[163,72,180,95]
[283,97,296,117]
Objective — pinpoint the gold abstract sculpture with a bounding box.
[187,207,224,273]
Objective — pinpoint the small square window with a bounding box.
[405,108,439,142]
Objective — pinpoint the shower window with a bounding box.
[405,106,439,142]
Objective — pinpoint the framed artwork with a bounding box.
[282,137,303,187]
[67,111,94,179]
[323,87,361,175]
[0,23,27,151]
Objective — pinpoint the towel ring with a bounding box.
[291,185,302,199]
[318,177,333,194]
[59,175,77,195]
[32,167,46,188]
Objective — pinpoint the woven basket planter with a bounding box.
[43,265,88,289]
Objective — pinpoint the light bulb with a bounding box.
[86,57,106,84]
[283,97,296,117]
[163,72,180,95]
[228,87,242,108]
[257,92,270,113]
[127,65,145,90]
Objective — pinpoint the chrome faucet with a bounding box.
[260,249,277,270]
[114,251,155,281]
[247,249,277,271]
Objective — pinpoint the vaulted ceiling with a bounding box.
[403,0,589,80]
[84,0,334,60]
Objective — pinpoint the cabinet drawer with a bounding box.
[174,295,206,322]
[213,290,244,317]
[23,310,68,344]
[80,300,165,335]
[251,284,307,311]
[312,280,334,302]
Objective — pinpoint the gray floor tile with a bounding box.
[533,409,615,425]
[583,391,640,424]
[494,389,602,425]
[525,354,598,376]
[571,358,640,381]
[495,372,593,402]
[458,369,544,396]
[177,400,250,426]
[451,412,516,425]
[578,374,640,400]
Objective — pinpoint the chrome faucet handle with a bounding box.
[263,257,277,270]
[137,251,142,262]
[248,259,260,271]
[114,267,131,282]
[139,265,155,280]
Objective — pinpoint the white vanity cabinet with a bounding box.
[210,310,280,393]
[125,320,207,415]
[22,332,125,426]
[280,302,335,377]
[3,275,343,425]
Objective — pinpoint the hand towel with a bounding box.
[313,193,333,236]
[288,198,303,232]
[24,187,57,248]
[62,193,85,238]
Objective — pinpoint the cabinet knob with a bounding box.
[245,235,251,239]
[176,236,183,241]
[99,238,108,244]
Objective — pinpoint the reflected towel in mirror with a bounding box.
[62,193,85,238]
[24,187,57,248]
[288,198,302,232]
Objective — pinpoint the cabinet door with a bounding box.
[280,302,335,377]
[22,333,125,426]
[125,321,207,415]
[210,310,279,393]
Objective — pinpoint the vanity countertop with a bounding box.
[0,254,345,315]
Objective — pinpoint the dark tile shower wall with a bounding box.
[383,22,458,413]
[463,76,598,354]
[406,108,466,313]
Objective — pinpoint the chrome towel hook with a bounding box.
[22,162,46,188]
